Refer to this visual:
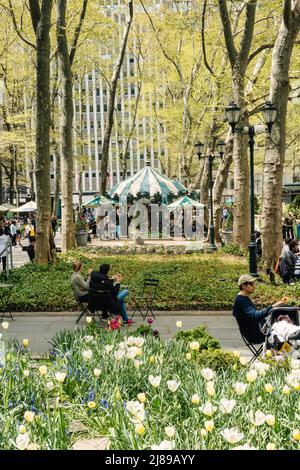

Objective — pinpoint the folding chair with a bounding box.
[0,283,14,322]
[75,299,95,325]
[130,278,159,320]
[240,333,263,366]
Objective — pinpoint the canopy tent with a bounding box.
[2,203,17,211]
[82,195,113,208]
[110,163,186,202]
[0,205,9,212]
[11,200,37,213]
[167,196,205,210]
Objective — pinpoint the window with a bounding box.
[230,179,234,190]
[103,88,107,95]
[92,172,96,177]
[90,105,93,112]
[117,103,122,112]
[50,155,54,162]
[90,121,94,128]
[82,105,86,112]
[130,86,135,96]
[129,57,134,63]
[88,74,93,80]
[113,171,117,176]
[127,172,131,176]
[140,154,144,159]
[97,104,101,112]
[75,105,80,112]
[104,104,108,112]
[98,140,102,145]
[96,88,100,96]
[85,173,89,178]
[98,154,102,160]
[50,174,54,179]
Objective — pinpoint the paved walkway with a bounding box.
[2,311,249,357]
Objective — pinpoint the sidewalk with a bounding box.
[2,311,248,356]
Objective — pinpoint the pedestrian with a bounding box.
[25,219,35,243]
[0,228,10,272]
[282,213,295,240]
[51,215,57,238]
[10,220,17,246]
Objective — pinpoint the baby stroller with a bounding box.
[261,306,300,355]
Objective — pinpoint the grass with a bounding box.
[1,250,299,311]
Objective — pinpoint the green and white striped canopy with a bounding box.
[167,196,204,210]
[82,195,113,208]
[110,163,186,202]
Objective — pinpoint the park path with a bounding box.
[2,311,248,357]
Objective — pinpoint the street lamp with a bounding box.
[194,140,225,251]
[225,100,277,276]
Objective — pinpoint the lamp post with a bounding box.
[225,100,277,276]
[194,140,225,251]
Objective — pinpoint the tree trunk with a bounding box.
[52,152,60,217]
[31,0,53,263]
[57,0,75,251]
[262,3,300,268]
[211,131,234,243]
[100,0,133,194]
[0,159,2,205]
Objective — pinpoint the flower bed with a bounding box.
[1,321,300,450]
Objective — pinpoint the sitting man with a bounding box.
[90,264,132,324]
[71,260,91,304]
[233,275,285,344]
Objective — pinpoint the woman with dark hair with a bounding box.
[279,240,299,284]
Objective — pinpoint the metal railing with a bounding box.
[0,239,13,276]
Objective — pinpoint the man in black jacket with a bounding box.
[89,264,131,323]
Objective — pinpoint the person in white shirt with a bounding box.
[10,221,17,246]
[0,228,10,272]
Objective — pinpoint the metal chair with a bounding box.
[130,278,159,320]
[240,333,264,366]
[0,283,14,322]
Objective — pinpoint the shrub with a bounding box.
[174,325,220,350]
[192,349,239,370]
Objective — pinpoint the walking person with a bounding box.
[279,240,299,284]
[10,221,17,246]
[0,228,10,272]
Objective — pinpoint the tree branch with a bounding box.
[28,0,41,34]
[247,43,274,64]
[7,0,36,49]
[238,0,257,67]
[69,0,88,66]
[201,0,215,76]
[218,0,238,68]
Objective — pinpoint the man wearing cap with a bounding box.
[233,275,285,343]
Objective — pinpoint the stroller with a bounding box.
[261,306,300,355]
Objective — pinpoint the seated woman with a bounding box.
[71,260,91,303]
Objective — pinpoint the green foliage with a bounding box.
[192,349,240,371]
[220,244,247,257]
[75,216,89,233]
[174,325,220,350]
[1,251,297,312]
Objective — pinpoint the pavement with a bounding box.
[1,311,249,357]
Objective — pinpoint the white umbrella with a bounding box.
[11,200,37,213]
[167,196,205,210]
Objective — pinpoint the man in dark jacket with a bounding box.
[233,275,285,343]
[89,264,131,323]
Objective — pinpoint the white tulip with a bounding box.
[55,372,66,383]
[104,345,113,353]
[151,440,173,450]
[82,350,93,360]
[46,381,55,391]
[126,347,140,359]
[23,370,30,377]
[246,370,258,383]
[233,382,248,395]
[221,428,244,444]
[126,400,145,423]
[220,398,236,414]
[149,375,161,387]
[114,350,125,361]
[134,337,145,347]
[249,410,266,426]
[176,321,182,328]
[232,443,257,450]
[165,426,176,438]
[126,336,136,346]
[167,380,180,392]
[200,368,215,381]
[1,321,9,330]
[15,433,30,450]
[83,335,94,343]
[201,401,215,417]
[93,368,102,377]
[189,341,200,351]
[291,359,300,370]
[86,316,92,324]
